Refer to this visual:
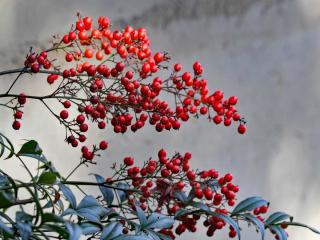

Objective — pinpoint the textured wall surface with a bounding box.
[0,0,320,239]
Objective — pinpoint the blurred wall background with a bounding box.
[0,0,320,239]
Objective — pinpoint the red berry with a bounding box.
[124,156,134,166]
[195,188,203,199]
[14,111,23,119]
[238,124,246,134]
[161,169,170,178]
[12,120,21,130]
[154,52,164,63]
[84,48,94,58]
[65,53,73,62]
[31,63,40,73]
[99,140,108,150]
[63,101,71,108]
[174,63,182,72]
[60,110,69,119]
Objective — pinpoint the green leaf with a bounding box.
[116,182,129,202]
[209,211,241,240]
[276,222,320,234]
[135,205,147,226]
[18,140,42,155]
[0,133,15,160]
[101,222,123,240]
[80,222,101,235]
[41,213,63,223]
[174,191,187,203]
[174,209,191,219]
[93,174,114,206]
[269,225,287,240]
[145,213,174,229]
[0,192,13,208]
[38,172,57,185]
[114,235,150,240]
[241,213,265,239]
[266,212,293,225]
[0,217,13,236]
[0,135,5,158]
[232,196,268,215]
[59,184,77,209]
[62,195,108,224]
[189,201,210,212]
[66,222,82,240]
[42,223,69,238]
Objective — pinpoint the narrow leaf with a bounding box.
[93,174,114,206]
[66,222,82,240]
[101,222,123,240]
[266,212,292,225]
[18,140,42,155]
[38,172,56,185]
[277,222,320,234]
[116,182,128,202]
[59,184,77,209]
[135,205,147,226]
[269,225,287,240]
[241,213,265,239]
[232,196,268,215]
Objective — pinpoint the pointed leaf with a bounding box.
[209,211,241,240]
[268,225,287,240]
[145,213,174,229]
[114,234,150,240]
[0,217,13,236]
[18,140,42,155]
[101,222,123,240]
[266,212,292,225]
[277,222,320,234]
[80,223,101,235]
[116,182,129,202]
[174,209,191,219]
[76,195,107,223]
[93,174,114,206]
[241,213,265,239]
[173,191,187,203]
[232,197,268,215]
[66,222,82,240]
[135,205,147,226]
[0,135,5,158]
[59,184,77,209]
[38,172,56,185]
[0,134,14,160]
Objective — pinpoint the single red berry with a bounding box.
[12,120,21,130]
[65,53,73,62]
[14,111,23,119]
[31,63,40,73]
[154,52,164,63]
[80,123,89,132]
[124,156,134,166]
[84,48,94,58]
[174,63,182,72]
[238,123,246,134]
[60,110,69,119]
[63,100,71,108]
[161,169,170,178]
[99,140,108,150]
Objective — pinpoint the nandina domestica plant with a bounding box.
[0,14,318,240]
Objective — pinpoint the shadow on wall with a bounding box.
[0,0,320,239]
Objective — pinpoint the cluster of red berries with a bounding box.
[106,149,242,239]
[10,15,245,161]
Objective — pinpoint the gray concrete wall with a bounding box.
[0,0,320,239]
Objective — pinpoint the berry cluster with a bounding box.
[4,15,246,161]
[106,149,242,239]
